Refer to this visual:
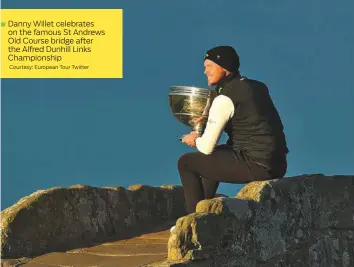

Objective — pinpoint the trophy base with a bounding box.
[192,124,205,135]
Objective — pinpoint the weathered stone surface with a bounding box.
[2,174,354,267]
[1,184,186,258]
[155,174,354,267]
[2,218,173,267]
[237,174,354,230]
[21,251,167,267]
[168,212,228,261]
[1,257,30,267]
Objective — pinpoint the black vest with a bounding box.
[215,74,289,168]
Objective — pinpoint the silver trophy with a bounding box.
[168,86,217,140]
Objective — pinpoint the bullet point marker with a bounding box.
[1,22,5,27]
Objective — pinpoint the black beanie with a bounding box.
[204,46,240,73]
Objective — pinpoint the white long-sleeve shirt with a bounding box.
[195,95,235,154]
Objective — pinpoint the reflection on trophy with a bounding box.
[168,86,217,139]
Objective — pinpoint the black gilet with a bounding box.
[215,73,289,168]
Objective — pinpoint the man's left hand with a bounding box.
[181,131,199,147]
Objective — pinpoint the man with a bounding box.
[178,45,289,216]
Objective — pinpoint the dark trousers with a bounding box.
[177,144,287,214]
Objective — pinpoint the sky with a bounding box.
[1,0,354,210]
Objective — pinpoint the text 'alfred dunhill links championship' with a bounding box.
[1,9,123,78]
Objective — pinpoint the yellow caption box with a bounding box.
[1,9,123,78]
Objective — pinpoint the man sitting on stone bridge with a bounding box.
[176,46,289,226]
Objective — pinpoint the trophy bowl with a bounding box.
[168,86,217,135]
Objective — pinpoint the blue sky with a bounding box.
[1,0,354,209]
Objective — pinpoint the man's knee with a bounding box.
[178,152,201,171]
[178,153,191,171]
